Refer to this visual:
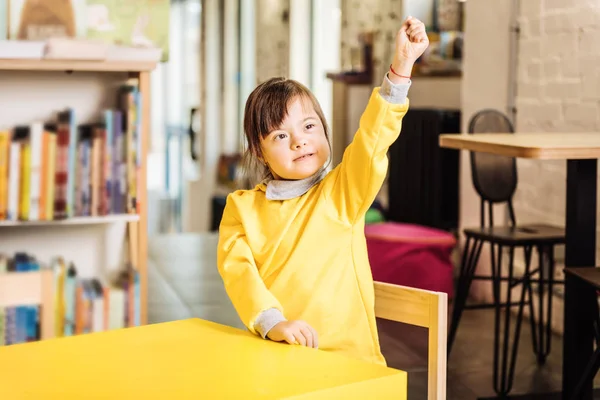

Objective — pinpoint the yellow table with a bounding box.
[0,318,407,399]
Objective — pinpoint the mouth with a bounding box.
[294,153,315,162]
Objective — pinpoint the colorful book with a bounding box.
[0,131,9,219]
[6,139,20,221]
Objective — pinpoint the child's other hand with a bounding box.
[394,16,429,64]
[267,320,319,349]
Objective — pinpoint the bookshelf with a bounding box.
[0,214,139,227]
[0,59,157,73]
[0,58,156,335]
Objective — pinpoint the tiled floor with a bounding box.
[147,233,597,400]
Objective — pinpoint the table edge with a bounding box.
[564,267,600,290]
[439,135,600,160]
[282,370,408,399]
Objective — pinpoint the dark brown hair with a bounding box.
[239,77,331,185]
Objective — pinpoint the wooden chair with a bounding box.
[0,269,55,340]
[374,281,447,400]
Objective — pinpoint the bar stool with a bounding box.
[447,109,565,396]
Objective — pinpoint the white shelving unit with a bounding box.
[0,214,140,227]
[0,57,156,328]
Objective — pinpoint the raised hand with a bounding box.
[396,16,429,63]
[389,16,430,83]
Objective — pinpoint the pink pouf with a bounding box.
[365,222,457,298]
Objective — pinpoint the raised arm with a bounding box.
[326,17,429,223]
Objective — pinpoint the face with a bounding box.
[260,96,330,180]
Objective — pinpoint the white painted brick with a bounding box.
[521,0,542,17]
[516,118,541,131]
[529,18,542,37]
[519,39,542,62]
[580,56,600,100]
[581,79,600,100]
[577,5,600,28]
[543,58,561,81]
[564,102,599,125]
[528,61,544,81]
[562,57,580,78]
[575,0,600,8]
[540,119,571,132]
[515,98,542,120]
[543,10,578,33]
[518,82,543,98]
[579,56,600,80]
[520,101,563,122]
[540,102,564,120]
[519,17,541,40]
[579,30,600,55]
[543,81,581,99]
[542,33,579,59]
[544,0,570,11]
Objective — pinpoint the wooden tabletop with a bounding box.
[0,318,407,399]
[564,267,600,291]
[439,132,600,159]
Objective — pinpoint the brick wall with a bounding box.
[461,0,600,334]
[514,0,600,266]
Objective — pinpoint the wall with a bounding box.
[460,0,600,333]
[340,0,403,84]
[460,0,513,300]
[340,0,462,85]
[514,0,600,256]
[255,0,290,83]
[511,0,600,333]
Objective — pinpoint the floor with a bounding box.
[147,233,598,400]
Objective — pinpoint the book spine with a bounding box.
[7,142,20,221]
[19,142,31,221]
[28,122,43,221]
[54,122,69,219]
[66,109,76,218]
[0,131,9,219]
[46,134,57,220]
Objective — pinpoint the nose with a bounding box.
[291,135,307,150]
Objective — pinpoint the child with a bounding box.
[217,16,429,366]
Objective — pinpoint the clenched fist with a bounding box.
[389,16,430,83]
[267,320,319,349]
[396,16,429,63]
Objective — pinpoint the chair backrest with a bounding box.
[468,110,518,204]
[0,269,55,340]
[374,281,447,400]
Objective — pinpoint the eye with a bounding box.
[305,123,315,130]
[274,133,288,141]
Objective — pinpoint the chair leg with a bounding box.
[570,312,600,400]
[448,236,484,355]
[491,244,532,396]
[529,245,556,365]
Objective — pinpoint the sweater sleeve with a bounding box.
[326,76,410,223]
[217,195,285,335]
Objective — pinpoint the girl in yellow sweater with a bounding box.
[217,17,429,365]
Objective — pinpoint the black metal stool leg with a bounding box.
[570,310,600,400]
[492,244,533,396]
[529,245,556,365]
[448,236,484,354]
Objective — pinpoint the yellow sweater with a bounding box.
[217,88,409,365]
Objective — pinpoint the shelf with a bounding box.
[0,214,139,227]
[0,59,157,73]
